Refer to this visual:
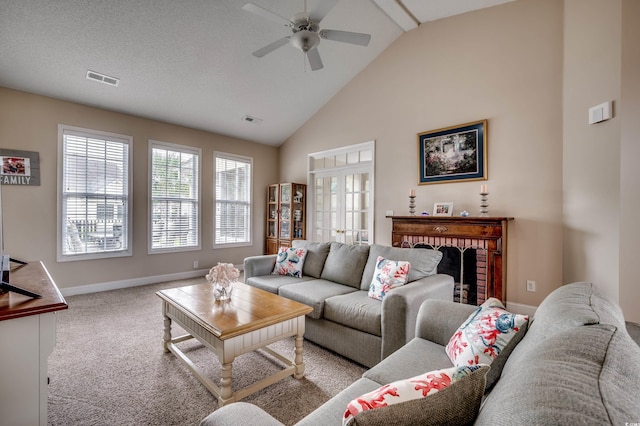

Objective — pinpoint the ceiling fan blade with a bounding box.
[307,48,324,71]
[252,37,290,57]
[242,3,292,27]
[319,29,371,46]
[309,0,339,24]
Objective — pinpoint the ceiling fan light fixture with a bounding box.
[290,30,320,52]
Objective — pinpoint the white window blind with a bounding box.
[59,126,131,260]
[214,152,252,247]
[150,141,200,252]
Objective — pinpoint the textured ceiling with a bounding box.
[0,0,515,146]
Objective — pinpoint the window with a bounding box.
[149,140,200,252]
[309,141,375,245]
[214,152,252,247]
[58,125,132,261]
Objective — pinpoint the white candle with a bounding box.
[409,188,416,197]
[481,184,488,193]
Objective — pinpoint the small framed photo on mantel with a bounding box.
[418,120,487,185]
[433,202,453,217]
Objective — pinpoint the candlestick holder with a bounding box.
[409,195,416,216]
[479,192,489,217]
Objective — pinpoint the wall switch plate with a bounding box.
[386,210,394,216]
[526,280,536,292]
[588,101,613,124]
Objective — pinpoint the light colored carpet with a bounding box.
[47,278,366,425]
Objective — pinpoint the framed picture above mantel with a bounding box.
[418,120,487,185]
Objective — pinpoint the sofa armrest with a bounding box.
[415,299,478,346]
[200,402,284,426]
[243,254,277,281]
[380,273,454,359]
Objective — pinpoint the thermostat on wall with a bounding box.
[588,101,613,124]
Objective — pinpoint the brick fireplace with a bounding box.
[389,216,512,305]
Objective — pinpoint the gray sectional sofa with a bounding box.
[201,281,640,425]
[243,241,455,367]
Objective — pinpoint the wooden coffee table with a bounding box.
[156,282,312,406]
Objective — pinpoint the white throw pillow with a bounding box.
[446,298,529,367]
[367,256,410,300]
[272,246,307,278]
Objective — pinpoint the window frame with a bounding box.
[148,140,201,254]
[213,151,253,249]
[57,124,133,262]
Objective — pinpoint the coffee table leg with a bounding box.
[294,334,305,379]
[219,362,233,406]
[162,303,171,353]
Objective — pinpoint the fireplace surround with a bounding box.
[388,216,512,305]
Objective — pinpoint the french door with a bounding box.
[308,142,374,245]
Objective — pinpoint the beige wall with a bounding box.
[281,0,564,307]
[563,0,622,303]
[0,87,278,290]
[619,0,640,323]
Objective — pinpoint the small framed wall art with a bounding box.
[0,149,40,186]
[418,120,487,185]
[433,202,453,217]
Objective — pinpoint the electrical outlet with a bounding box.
[193,261,199,269]
[526,280,536,292]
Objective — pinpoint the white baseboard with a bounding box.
[505,301,537,317]
[60,269,210,297]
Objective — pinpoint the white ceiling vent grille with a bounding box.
[86,70,120,87]
[241,115,263,125]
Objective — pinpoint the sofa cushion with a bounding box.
[292,240,331,278]
[360,244,442,290]
[272,246,307,277]
[324,291,382,337]
[445,298,528,390]
[278,279,356,319]
[245,274,314,294]
[476,324,640,425]
[364,338,454,385]
[321,242,370,288]
[367,256,410,301]
[345,364,489,426]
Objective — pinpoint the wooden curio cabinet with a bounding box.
[266,183,306,254]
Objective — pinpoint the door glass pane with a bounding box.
[347,151,359,164]
[345,193,353,210]
[360,149,372,162]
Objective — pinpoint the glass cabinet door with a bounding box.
[279,184,291,239]
[267,184,278,239]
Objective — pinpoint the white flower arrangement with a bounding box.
[206,262,240,288]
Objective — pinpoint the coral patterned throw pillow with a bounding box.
[368,256,411,300]
[446,298,529,367]
[343,364,489,426]
[272,247,307,278]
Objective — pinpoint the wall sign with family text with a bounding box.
[0,149,40,186]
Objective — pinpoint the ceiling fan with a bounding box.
[241,0,371,71]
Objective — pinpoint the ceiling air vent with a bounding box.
[241,115,263,125]
[86,70,120,87]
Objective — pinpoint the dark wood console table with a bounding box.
[387,216,513,305]
[0,261,68,425]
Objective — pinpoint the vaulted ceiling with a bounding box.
[0,0,514,146]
